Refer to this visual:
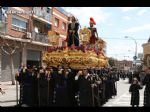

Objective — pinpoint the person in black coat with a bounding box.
[142,68,150,107]
[38,67,48,107]
[75,68,93,106]
[15,65,34,107]
[47,67,55,107]
[129,72,133,84]
[129,78,142,107]
[31,66,39,107]
[105,74,111,101]
[110,71,117,97]
[100,74,107,105]
[89,68,102,106]
[54,66,70,106]
[67,68,78,106]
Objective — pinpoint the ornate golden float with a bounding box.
[43,27,108,69]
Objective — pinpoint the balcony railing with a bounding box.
[32,31,49,44]
[33,7,52,22]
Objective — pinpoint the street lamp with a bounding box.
[125,36,137,71]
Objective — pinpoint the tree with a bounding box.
[0,37,20,85]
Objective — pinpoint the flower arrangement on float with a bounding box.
[43,29,108,69]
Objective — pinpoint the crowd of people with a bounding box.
[15,64,119,107]
[1,64,150,107]
[117,68,150,107]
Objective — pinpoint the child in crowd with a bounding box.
[129,78,143,107]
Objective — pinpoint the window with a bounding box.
[54,18,59,27]
[12,16,27,32]
[62,22,66,30]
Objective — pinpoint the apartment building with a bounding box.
[51,7,70,47]
[142,38,150,67]
[0,7,52,81]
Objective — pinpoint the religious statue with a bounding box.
[88,17,99,48]
[66,16,80,47]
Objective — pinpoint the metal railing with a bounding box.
[31,31,49,44]
[33,7,52,22]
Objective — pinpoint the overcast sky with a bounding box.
[63,7,150,61]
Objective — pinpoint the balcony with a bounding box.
[31,31,49,44]
[33,7,52,25]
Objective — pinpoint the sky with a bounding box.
[62,7,150,61]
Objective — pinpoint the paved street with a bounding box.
[0,81,19,107]
[0,79,145,107]
[103,79,145,107]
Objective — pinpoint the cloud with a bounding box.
[123,16,131,20]
[119,7,139,12]
[123,24,150,33]
[106,40,143,60]
[108,23,113,26]
[63,7,111,27]
[137,9,147,16]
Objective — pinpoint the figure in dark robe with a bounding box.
[104,74,111,101]
[15,66,34,107]
[129,72,133,84]
[54,66,70,106]
[142,70,150,107]
[75,69,93,106]
[129,78,142,107]
[110,71,117,97]
[31,67,39,107]
[38,67,48,107]
[93,73,102,106]
[67,68,78,106]
[66,16,79,47]
[89,68,102,106]
[100,75,107,105]
[47,67,55,107]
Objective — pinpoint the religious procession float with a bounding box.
[43,17,109,69]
